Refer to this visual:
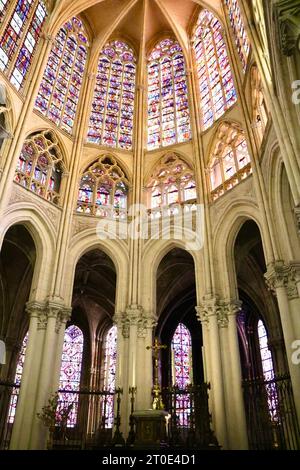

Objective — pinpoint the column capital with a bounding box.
[55,307,72,334]
[137,313,157,338]
[265,261,300,299]
[195,296,220,328]
[217,300,242,329]
[25,301,72,331]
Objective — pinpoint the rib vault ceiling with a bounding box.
[48,0,223,58]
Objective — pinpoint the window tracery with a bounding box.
[147,38,191,150]
[209,122,252,200]
[87,40,136,150]
[0,0,48,90]
[148,154,196,211]
[224,0,250,71]
[192,9,237,130]
[77,155,129,218]
[35,17,89,134]
[14,130,64,204]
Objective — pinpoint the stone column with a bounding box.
[136,312,157,411]
[218,301,248,450]
[265,261,300,426]
[196,297,228,449]
[10,301,72,450]
[10,302,45,449]
[114,311,130,436]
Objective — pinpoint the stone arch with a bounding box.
[66,230,129,311]
[0,207,56,301]
[142,238,205,314]
[213,201,270,298]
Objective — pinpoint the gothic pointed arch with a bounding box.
[147,153,196,211]
[77,154,129,217]
[14,129,66,205]
[207,121,252,200]
[34,16,89,134]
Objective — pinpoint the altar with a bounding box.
[132,410,170,449]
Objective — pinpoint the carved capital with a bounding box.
[55,307,72,334]
[125,305,144,325]
[217,300,242,328]
[114,313,130,338]
[196,296,219,328]
[265,261,300,299]
[276,0,300,56]
[137,313,157,338]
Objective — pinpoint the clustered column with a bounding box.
[265,261,300,425]
[10,301,71,450]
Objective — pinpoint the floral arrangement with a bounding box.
[37,392,72,429]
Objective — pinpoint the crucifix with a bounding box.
[146,337,167,410]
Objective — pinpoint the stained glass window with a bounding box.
[0,1,47,90]
[87,40,136,150]
[147,38,191,150]
[192,9,237,131]
[209,123,252,200]
[0,0,10,23]
[257,320,278,420]
[77,155,128,218]
[35,17,88,134]
[58,325,84,427]
[102,325,117,428]
[224,0,250,71]
[7,332,28,423]
[258,320,274,381]
[148,154,196,211]
[14,130,64,204]
[171,324,193,427]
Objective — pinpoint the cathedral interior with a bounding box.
[0,0,300,451]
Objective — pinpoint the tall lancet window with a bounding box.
[257,320,278,420]
[58,325,84,427]
[224,0,250,71]
[7,332,28,423]
[0,0,48,90]
[103,325,117,428]
[35,17,89,134]
[147,38,191,150]
[171,323,193,427]
[87,40,136,150]
[192,9,237,130]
